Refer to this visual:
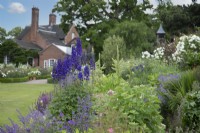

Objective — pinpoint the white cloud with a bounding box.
[0,4,4,9]
[8,2,26,14]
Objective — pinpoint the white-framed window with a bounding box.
[44,59,57,68]
[49,59,57,67]
[44,60,48,68]
[72,32,75,39]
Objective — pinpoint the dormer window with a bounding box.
[72,32,75,39]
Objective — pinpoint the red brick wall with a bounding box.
[36,34,49,49]
[65,25,79,44]
[39,45,66,68]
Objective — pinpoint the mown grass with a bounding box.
[0,83,54,126]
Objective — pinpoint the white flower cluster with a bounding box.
[172,34,200,63]
[142,47,165,60]
[28,69,41,76]
[0,70,6,78]
[142,51,151,59]
[152,47,165,59]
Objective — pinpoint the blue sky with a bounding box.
[0,0,199,32]
[0,0,60,32]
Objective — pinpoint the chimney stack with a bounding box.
[49,13,56,26]
[31,7,39,42]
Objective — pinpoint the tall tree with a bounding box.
[8,27,23,39]
[53,0,153,56]
[0,27,7,44]
[155,3,191,35]
[109,21,155,56]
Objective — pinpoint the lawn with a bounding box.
[0,83,54,126]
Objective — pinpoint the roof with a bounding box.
[16,24,66,49]
[157,24,165,34]
[17,26,30,40]
[38,25,65,39]
[38,29,65,46]
[17,25,66,42]
[14,39,42,50]
[53,43,72,55]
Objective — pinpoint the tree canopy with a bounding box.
[8,27,23,39]
[53,0,154,57]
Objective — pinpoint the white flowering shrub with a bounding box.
[142,47,165,60]
[142,34,200,69]
[172,34,200,69]
[28,69,41,77]
[0,64,30,78]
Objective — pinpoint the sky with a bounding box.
[0,0,60,32]
[0,0,199,32]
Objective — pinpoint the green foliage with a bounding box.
[0,77,29,83]
[158,69,200,131]
[182,89,200,131]
[7,27,23,39]
[156,3,191,35]
[101,35,126,74]
[47,77,53,84]
[0,40,39,65]
[53,0,153,57]
[111,84,165,132]
[109,21,156,56]
[49,82,89,121]
[0,27,7,44]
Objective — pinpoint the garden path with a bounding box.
[23,79,47,84]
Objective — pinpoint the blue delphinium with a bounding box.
[52,38,93,82]
[84,65,90,80]
[78,72,83,81]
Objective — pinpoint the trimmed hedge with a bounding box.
[36,75,51,79]
[0,77,29,83]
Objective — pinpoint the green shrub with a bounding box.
[110,84,165,132]
[101,35,126,74]
[47,77,53,84]
[36,75,51,79]
[158,69,200,131]
[182,90,200,131]
[0,77,29,83]
[49,81,89,121]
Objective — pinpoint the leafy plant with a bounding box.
[101,35,126,74]
[111,84,165,132]
[49,81,89,121]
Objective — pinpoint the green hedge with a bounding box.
[0,77,29,83]
[36,75,51,79]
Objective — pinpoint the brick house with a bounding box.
[15,7,79,68]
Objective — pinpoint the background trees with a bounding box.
[53,0,154,57]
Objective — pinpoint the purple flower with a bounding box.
[84,66,90,80]
[68,120,76,125]
[76,38,82,57]
[36,93,51,114]
[60,112,64,118]
[78,72,83,80]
